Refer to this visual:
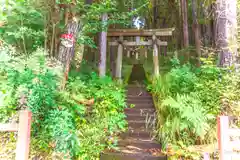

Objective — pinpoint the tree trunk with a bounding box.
[47,0,60,57]
[152,0,157,28]
[178,0,183,49]
[99,13,108,77]
[192,0,201,66]
[181,0,189,48]
[58,19,80,89]
[181,0,189,62]
[206,4,214,47]
[173,0,182,49]
[215,0,238,68]
[202,4,212,47]
[58,21,80,64]
[110,37,117,78]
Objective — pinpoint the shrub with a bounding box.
[160,93,214,146]
[149,57,225,148]
[0,49,127,159]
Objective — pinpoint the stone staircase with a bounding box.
[100,85,167,160]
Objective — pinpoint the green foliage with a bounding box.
[77,0,150,48]
[0,0,44,53]
[167,64,197,94]
[148,57,225,150]
[221,72,240,116]
[0,48,127,159]
[160,93,213,146]
[54,72,127,159]
[1,0,150,54]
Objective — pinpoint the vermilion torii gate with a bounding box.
[106,28,174,79]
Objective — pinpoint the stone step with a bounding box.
[114,146,162,155]
[128,122,155,131]
[126,114,156,123]
[127,120,156,129]
[127,101,153,105]
[100,150,167,160]
[127,89,150,92]
[100,85,165,160]
[125,88,150,94]
[127,104,155,109]
[126,114,148,121]
[118,138,162,151]
[127,93,152,97]
[128,120,146,128]
[127,98,153,103]
[127,95,152,99]
[121,126,153,139]
[126,85,146,88]
[125,108,156,115]
[126,87,147,91]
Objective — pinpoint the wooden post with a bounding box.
[218,116,229,160]
[136,52,139,60]
[164,46,167,57]
[153,35,159,76]
[217,116,240,160]
[16,111,32,160]
[99,13,108,77]
[110,37,116,78]
[159,45,162,56]
[135,36,140,61]
[203,152,210,160]
[0,110,32,160]
[127,50,130,58]
[116,36,123,80]
[145,49,148,58]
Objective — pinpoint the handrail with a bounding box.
[218,116,240,160]
[0,110,32,160]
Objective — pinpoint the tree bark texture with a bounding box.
[99,13,108,77]
[181,0,189,48]
[178,0,183,49]
[152,0,157,28]
[58,20,80,64]
[215,0,238,67]
[203,3,213,47]
[58,20,81,89]
[192,0,201,66]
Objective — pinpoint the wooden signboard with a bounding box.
[218,116,240,160]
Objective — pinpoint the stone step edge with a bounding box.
[117,142,162,152]
[100,151,167,160]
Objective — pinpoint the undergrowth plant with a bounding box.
[149,53,240,158]
[148,56,227,159]
[0,0,44,53]
[0,47,127,160]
